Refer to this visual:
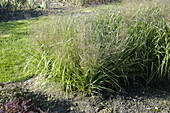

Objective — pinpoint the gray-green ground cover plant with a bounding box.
[25,1,170,95]
[52,0,119,6]
[0,86,35,113]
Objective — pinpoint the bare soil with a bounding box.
[1,76,170,113]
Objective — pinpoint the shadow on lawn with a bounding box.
[0,9,47,22]
[0,21,26,35]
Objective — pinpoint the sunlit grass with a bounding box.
[0,18,47,82]
[27,0,170,95]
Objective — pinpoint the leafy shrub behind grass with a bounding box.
[0,0,48,12]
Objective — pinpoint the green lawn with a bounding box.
[0,18,44,82]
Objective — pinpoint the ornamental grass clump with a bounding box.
[121,4,170,86]
[27,1,170,95]
[27,15,107,94]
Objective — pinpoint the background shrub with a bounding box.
[0,0,48,12]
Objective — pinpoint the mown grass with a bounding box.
[27,0,170,95]
[0,18,47,82]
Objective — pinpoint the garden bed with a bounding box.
[1,78,170,113]
[0,0,170,112]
